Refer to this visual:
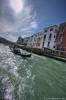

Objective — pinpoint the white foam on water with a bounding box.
[29,65,32,68]
[0,44,18,100]
[32,75,35,81]
[2,76,9,84]
[52,59,62,65]
[39,56,47,60]
[26,69,31,78]
[5,85,14,100]
[1,75,14,100]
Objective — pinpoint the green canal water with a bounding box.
[0,44,66,100]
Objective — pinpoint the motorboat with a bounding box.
[11,47,32,58]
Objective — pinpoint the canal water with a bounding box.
[0,44,66,100]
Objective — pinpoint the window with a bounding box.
[60,26,64,32]
[38,37,41,40]
[50,28,53,31]
[49,33,52,40]
[48,41,50,47]
[54,35,55,38]
[44,34,46,40]
[53,46,55,48]
[44,29,47,32]
[43,42,44,46]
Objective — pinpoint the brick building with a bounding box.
[57,23,66,51]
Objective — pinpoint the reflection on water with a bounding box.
[0,44,66,100]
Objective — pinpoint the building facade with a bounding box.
[17,37,24,45]
[27,36,34,47]
[43,25,59,50]
[56,23,66,51]
[24,32,43,48]
[23,22,66,51]
[23,37,30,46]
[32,32,43,48]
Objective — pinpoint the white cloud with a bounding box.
[10,0,23,14]
[30,21,38,29]
[0,0,38,41]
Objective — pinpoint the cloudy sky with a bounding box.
[0,0,66,41]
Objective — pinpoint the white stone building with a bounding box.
[24,36,34,47]
[32,32,43,48]
[24,32,44,48]
[23,25,59,50]
[43,25,59,50]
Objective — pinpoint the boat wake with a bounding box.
[0,44,34,100]
[0,44,18,100]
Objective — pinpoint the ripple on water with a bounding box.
[52,59,62,65]
[0,44,18,100]
[0,44,36,100]
[26,69,31,78]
